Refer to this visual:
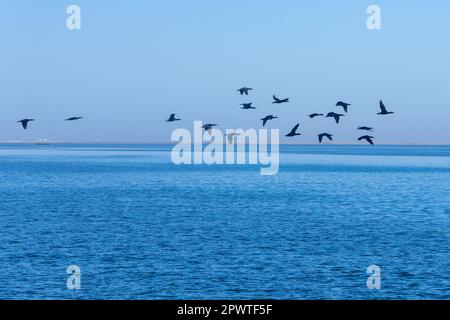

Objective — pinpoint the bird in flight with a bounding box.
[272,95,289,104]
[285,123,301,137]
[358,135,375,145]
[261,115,278,127]
[65,117,83,121]
[17,119,34,130]
[378,100,394,115]
[309,113,324,119]
[225,133,241,144]
[358,126,374,131]
[326,112,344,124]
[336,101,351,113]
[240,103,256,110]
[166,114,181,122]
[318,133,333,143]
[237,87,253,96]
[202,123,218,134]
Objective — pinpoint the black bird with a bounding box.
[309,113,324,118]
[318,133,333,143]
[285,123,301,137]
[240,103,256,109]
[65,117,83,121]
[272,95,289,104]
[17,119,34,130]
[326,112,344,124]
[225,133,241,144]
[336,101,351,113]
[378,100,394,115]
[261,115,278,127]
[202,123,218,134]
[358,135,375,145]
[358,126,374,131]
[237,87,253,95]
[166,114,181,122]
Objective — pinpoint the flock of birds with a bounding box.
[166,86,395,145]
[16,87,394,146]
[16,117,83,130]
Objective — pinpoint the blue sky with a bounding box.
[1,1,449,143]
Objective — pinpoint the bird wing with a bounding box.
[290,123,300,134]
[379,100,387,113]
[262,118,268,126]
[319,135,323,143]
[343,105,348,113]
[334,115,340,124]
[273,95,280,102]
[21,121,27,129]
[366,137,374,145]
[227,134,233,144]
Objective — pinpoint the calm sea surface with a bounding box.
[0,144,449,299]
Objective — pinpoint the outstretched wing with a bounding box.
[290,123,300,134]
[334,115,340,124]
[319,134,323,143]
[273,95,280,102]
[21,121,27,129]
[366,137,374,145]
[379,100,387,113]
[262,118,268,126]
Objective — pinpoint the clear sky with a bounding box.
[1,1,449,143]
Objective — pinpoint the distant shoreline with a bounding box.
[0,141,449,146]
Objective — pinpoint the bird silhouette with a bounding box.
[261,115,278,127]
[17,119,34,130]
[272,95,289,104]
[326,112,344,124]
[285,123,301,137]
[166,114,181,122]
[336,101,351,113]
[225,133,241,144]
[318,133,333,143]
[358,126,374,131]
[358,135,375,145]
[237,87,253,95]
[65,117,83,121]
[240,103,256,109]
[378,100,394,115]
[309,113,324,118]
[202,123,218,134]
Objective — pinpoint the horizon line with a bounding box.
[1,141,450,146]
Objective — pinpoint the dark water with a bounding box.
[0,144,449,299]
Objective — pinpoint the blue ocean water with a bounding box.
[0,144,449,300]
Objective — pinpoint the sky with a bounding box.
[1,0,450,144]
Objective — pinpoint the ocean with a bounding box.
[0,144,449,299]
